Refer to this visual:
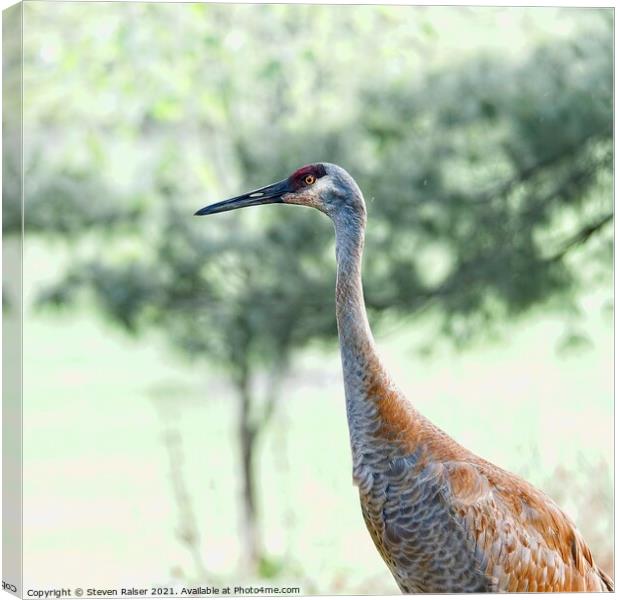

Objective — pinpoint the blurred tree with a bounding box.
[354,20,613,344]
[18,3,612,573]
[36,192,337,570]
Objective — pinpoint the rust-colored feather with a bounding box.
[358,384,613,593]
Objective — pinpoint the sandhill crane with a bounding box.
[195,163,613,593]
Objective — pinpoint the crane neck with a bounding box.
[332,206,421,467]
[333,210,385,403]
[334,214,369,341]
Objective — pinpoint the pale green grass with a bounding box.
[20,243,612,593]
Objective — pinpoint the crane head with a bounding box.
[194,163,365,222]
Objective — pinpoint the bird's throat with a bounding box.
[334,221,387,426]
[334,221,375,379]
[334,216,419,459]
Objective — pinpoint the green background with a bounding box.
[12,3,613,593]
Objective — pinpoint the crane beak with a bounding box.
[194,179,291,216]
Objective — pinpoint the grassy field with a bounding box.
[20,242,612,593]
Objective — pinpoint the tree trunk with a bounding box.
[234,357,285,572]
[237,368,261,570]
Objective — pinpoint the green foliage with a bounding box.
[21,5,612,356]
[15,5,613,577]
[355,18,613,341]
[257,555,287,580]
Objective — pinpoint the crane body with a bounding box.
[195,163,613,593]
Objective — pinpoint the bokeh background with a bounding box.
[5,3,613,593]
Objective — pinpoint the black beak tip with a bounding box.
[193,179,289,218]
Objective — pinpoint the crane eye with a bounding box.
[304,175,316,186]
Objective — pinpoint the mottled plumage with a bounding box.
[196,162,613,593]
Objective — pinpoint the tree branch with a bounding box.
[547,212,613,262]
[471,128,610,206]
[258,368,285,429]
